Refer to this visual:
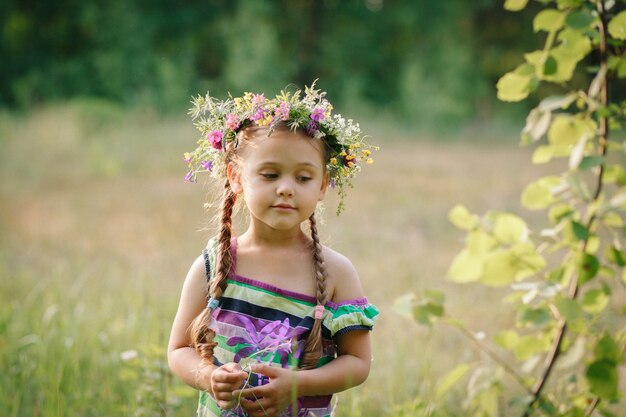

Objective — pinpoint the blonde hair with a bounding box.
[190,124,330,370]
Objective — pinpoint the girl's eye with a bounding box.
[298,175,312,182]
[261,173,278,179]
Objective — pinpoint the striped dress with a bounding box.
[197,238,379,417]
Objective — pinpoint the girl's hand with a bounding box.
[233,363,298,417]
[211,362,248,410]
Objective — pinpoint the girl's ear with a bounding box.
[227,162,243,194]
[318,171,330,201]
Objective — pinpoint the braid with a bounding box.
[210,179,236,299]
[300,213,329,370]
[190,178,237,365]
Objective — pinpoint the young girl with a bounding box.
[168,83,379,417]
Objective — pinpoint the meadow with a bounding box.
[0,101,553,416]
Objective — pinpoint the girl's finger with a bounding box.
[216,399,237,410]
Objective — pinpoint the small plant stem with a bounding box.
[584,398,600,417]
[443,319,533,395]
[521,3,610,416]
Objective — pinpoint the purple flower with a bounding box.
[310,107,325,122]
[329,179,336,189]
[226,317,305,368]
[250,107,267,122]
[207,130,223,150]
[201,160,213,172]
[306,120,319,136]
[184,172,194,183]
[225,114,240,130]
[183,155,192,164]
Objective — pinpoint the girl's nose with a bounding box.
[276,179,295,197]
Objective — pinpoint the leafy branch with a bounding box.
[396,0,626,415]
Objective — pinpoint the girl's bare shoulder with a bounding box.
[321,245,366,302]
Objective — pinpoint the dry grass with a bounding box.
[0,102,556,416]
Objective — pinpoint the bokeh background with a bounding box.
[0,1,592,416]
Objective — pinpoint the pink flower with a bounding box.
[225,114,240,130]
[275,101,290,121]
[251,94,266,106]
[207,130,223,150]
[310,108,325,122]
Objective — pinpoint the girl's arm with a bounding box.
[297,250,372,395]
[167,255,216,392]
[167,254,248,403]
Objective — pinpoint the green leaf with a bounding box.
[521,177,560,210]
[468,230,498,254]
[424,289,445,304]
[604,164,626,185]
[595,334,622,365]
[565,10,595,30]
[493,213,528,244]
[511,243,546,278]
[579,156,604,170]
[392,293,416,319]
[554,296,583,322]
[514,335,549,360]
[481,250,519,286]
[570,221,589,240]
[413,298,444,325]
[606,246,626,266]
[448,249,483,283]
[504,0,529,12]
[534,9,566,32]
[448,204,478,230]
[517,306,552,327]
[548,115,595,147]
[495,330,519,350]
[436,364,471,399]
[548,204,574,224]
[497,71,533,102]
[532,145,554,164]
[579,253,599,283]
[556,0,583,9]
[582,289,609,314]
[608,10,626,40]
[586,359,618,400]
[543,55,558,75]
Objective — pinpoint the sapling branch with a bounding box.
[521,2,611,416]
[442,318,533,396]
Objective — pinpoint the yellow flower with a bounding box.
[366,158,374,164]
[361,149,371,157]
[350,143,361,149]
[257,114,273,126]
[330,158,337,165]
[339,151,347,157]
[347,162,355,168]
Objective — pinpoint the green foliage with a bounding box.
[399,0,626,415]
[0,0,564,129]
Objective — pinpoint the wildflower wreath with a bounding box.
[184,81,377,214]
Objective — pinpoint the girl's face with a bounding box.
[228,128,329,232]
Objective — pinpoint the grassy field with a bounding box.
[0,101,560,416]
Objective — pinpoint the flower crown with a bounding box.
[184,82,377,214]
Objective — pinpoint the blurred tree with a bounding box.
[0,0,560,127]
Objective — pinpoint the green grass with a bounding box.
[0,102,554,416]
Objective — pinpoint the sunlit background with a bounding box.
[0,1,600,416]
